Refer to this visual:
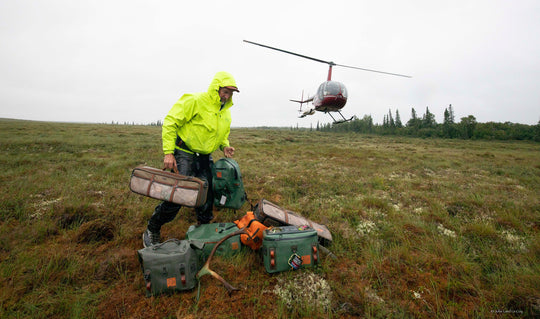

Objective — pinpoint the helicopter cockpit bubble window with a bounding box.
[323,81,347,97]
[340,84,348,98]
[317,82,326,100]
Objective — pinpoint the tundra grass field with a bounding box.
[0,119,539,318]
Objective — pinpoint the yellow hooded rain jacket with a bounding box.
[162,71,238,155]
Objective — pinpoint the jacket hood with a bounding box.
[208,71,238,97]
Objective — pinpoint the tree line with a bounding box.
[316,105,540,141]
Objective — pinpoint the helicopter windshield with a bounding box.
[319,81,348,98]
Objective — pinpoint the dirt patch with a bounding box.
[76,219,115,243]
[57,205,100,229]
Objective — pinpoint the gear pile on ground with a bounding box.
[137,198,333,297]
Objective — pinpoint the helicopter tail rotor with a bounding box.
[290,90,314,113]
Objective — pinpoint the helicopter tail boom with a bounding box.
[289,97,314,104]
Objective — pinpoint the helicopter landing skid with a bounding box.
[329,111,353,124]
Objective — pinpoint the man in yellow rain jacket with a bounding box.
[143,71,239,247]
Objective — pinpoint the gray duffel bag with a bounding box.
[137,239,203,297]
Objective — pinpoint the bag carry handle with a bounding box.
[163,166,180,174]
[151,238,205,251]
[151,238,182,250]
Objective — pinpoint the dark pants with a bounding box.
[147,149,214,232]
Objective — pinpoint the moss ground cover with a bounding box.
[1,119,539,318]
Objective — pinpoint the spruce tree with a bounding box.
[395,110,403,128]
[422,107,436,128]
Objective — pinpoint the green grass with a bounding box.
[1,119,539,318]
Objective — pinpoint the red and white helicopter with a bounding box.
[244,40,411,124]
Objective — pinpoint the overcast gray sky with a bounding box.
[1,0,539,127]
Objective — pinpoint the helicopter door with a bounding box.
[313,82,325,106]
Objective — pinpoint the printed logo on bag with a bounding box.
[167,277,177,288]
[301,255,311,265]
[216,171,222,178]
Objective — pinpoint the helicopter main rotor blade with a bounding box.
[243,40,334,65]
[335,63,412,78]
[244,39,412,78]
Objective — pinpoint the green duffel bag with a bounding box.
[185,222,243,260]
[261,226,320,274]
[137,239,202,297]
[212,158,247,209]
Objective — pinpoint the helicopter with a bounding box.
[243,40,412,124]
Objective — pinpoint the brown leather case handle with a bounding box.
[163,166,180,174]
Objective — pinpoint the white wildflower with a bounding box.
[412,290,422,299]
[437,224,457,238]
[501,230,527,252]
[31,197,63,218]
[502,230,520,243]
[273,272,332,310]
[356,220,376,236]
